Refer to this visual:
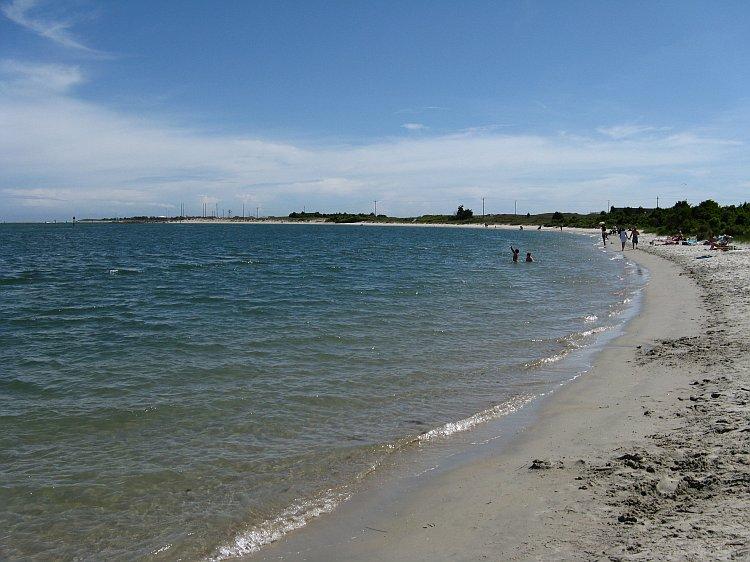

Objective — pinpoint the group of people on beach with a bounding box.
[511,223,638,263]
[510,246,534,262]
[601,224,639,251]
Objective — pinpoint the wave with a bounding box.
[577,326,608,338]
[210,488,349,561]
[417,394,535,441]
[108,267,143,275]
[0,271,41,285]
[525,351,570,368]
[525,325,611,368]
[0,377,54,395]
[208,393,535,560]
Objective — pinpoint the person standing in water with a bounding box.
[510,246,520,262]
[525,252,534,262]
[601,224,607,246]
[619,228,628,251]
[630,227,640,249]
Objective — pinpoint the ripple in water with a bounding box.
[0,224,644,560]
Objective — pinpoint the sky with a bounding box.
[1,0,749,220]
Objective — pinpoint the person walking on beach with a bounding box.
[511,246,520,263]
[600,224,607,246]
[525,252,534,262]
[619,228,628,251]
[630,227,640,250]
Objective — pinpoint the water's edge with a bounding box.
[206,231,648,561]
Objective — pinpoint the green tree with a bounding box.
[455,205,473,220]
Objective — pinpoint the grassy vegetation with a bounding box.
[287,211,394,223]
[93,200,749,241]
[288,200,749,240]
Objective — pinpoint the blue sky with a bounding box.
[1,0,748,220]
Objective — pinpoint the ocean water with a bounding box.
[0,223,643,560]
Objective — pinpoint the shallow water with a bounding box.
[0,224,642,560]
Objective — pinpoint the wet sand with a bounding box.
[246,233,749,561]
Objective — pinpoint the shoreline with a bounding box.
[73,218,590,233]
[168,219,583,232]
[206,229,642,561]
[244,235,749,560]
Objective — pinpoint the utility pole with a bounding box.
[482,197,485,217]
[656,196,660,209]
[607,200,610,212]
[514,200,517,215]
[374,200,377,216]
[256,206,259,219]
[242,203,245,218]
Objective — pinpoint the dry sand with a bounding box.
[248,231,749,561]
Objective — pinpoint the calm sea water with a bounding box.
[0,223,642,560]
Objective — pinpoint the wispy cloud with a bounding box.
[0,60,746,219]
[597,124,672,139]
[0,59,83,93]
[394,106,449,115]
[401,123,427,131]
[1,0,103,55]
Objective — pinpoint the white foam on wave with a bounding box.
[417,394,535,441]
[579,326,608,338]
[584,314,598,322]
[108,267,142,275]
[527,324,612,369]
[209,488,350,561]
[209,394,536,560]
[525,351,569,368]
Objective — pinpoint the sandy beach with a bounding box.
[249,231,750,561]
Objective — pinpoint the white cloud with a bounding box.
[0,59,83,94]
[597,124,672,139]
[401,123,427,131]
[0,60,747,219]
[1,0,103,54]
[394,106,448,115]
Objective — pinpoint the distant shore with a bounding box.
[249,232,750,561]
[170,218,598,234]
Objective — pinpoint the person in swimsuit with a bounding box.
[525,252,534,262]
[510,246,520,262]
[630,227,639,249]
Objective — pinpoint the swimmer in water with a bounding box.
[525,252,534,262]
[511,246,520,262]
